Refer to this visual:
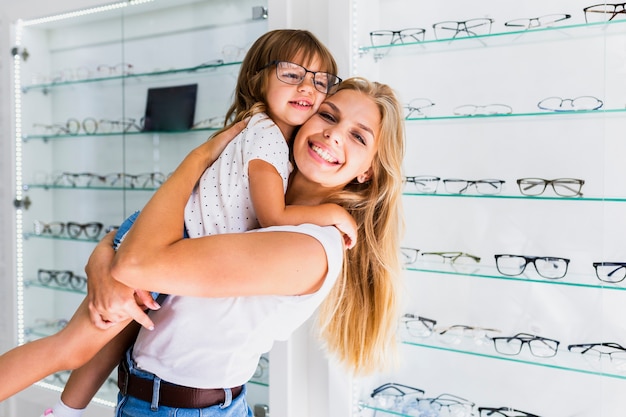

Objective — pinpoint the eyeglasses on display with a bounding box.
[494,254,570,280]
[370,382,425,411]
[479,406,542,417]
[404,98,436,119]
[38,268,87,291]
[584,2,626,23]
[104,172,166,189]
[45,171,166,189]
[537,95,603,112]
[400,247,420,265]
[413,393,475,417]
[33,220,103,240]
[432,18,494,40]
[96,62,134,77]
[491,332,560,358]
[192,116,226,129]
[403,175,440,194]
[401,313,437,338]
[261,60,341,94]
[438,324,501,347]
[504,13,571,30]
[98,117,144,133]
[369,28,426,47]
[443,178,505,195]
[516,178,584,197]
[593,262,626,283]
[568,342,626,363]
[453,103,513,116]
[420,251,481,265]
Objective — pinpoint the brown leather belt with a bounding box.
[118,359,243,409]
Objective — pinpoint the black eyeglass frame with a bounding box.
[491,332,560,358]
[592,262,626,283]
[494,254,571,280]
[260,60,342,94]
[583,2,626,23]
[516,178,584,197]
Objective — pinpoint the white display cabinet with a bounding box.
[11,0,269,410]
[353,0,626,416]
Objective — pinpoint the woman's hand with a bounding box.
[86,232,158,330]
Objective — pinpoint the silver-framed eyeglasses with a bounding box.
[369,28,426,47]
[516,178,584,197]
[261,60,341,94]
[479,407,541,417]
[454,104,513,116]
[404,98,436,119]
[403,175,440,194]
[433,18,494,40]
[504,14,571,30]
[443,178,505,195]
[400,247,420,265]
[537,96,603,112]
[400,313,437,338]
[439,324,501,347]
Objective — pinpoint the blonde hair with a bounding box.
[216,29,338,133]
[317,77,405,375]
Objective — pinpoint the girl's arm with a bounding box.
[248,159,357,248]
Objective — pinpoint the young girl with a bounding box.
[0,29,354,413]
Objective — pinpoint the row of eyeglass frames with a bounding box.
[403,177,585,197]
[30,171,169,189]
[369,5,626,47]
[400,313,626,366]
[32,220,106,240]
[28,115,225,137]
[402,96,604,119]
[401,249,626,284]
[369,382,542,417]
[34,268,87,291]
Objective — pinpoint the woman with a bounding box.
[88,77,405,415]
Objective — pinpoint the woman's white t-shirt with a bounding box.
[132,223,343,388]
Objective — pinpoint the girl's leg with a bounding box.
[0,297,131,401]
[60,320,140,409]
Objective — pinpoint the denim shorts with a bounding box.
[115,350,253,417]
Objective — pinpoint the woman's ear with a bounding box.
[357,167,373,183]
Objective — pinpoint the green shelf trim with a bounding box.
[404,266,626,291]
[401,341,626,380]
[402,192,626,202]
[25,184,158,192]
[360,19,626,54]
[22,126,217,141]
[22,61,242,93]
[404,107,626,122]
[22,233,100,243]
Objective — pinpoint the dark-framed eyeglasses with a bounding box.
[400,313,437,338]
[52,172,107,188]
[66,222,104,239]
[370,382,425,411]
[33,220,65,236]
[261,60,341,94]
[494,254,570,280]
[37,268,87,290]
[443,178,505,195]
[404,98,436,119]
[104,172,166,189]
[516,178,584,197]
[592,262,626,283]
[492,332,560,358]
[403,175,440,194]
[415,393,476,417]
[369,28,426,47]
[504,14,571,30]
[584,2,626,23]
[479,406,542,417]
[568,342,626,359]
[537,96,603,112]
[432,18,494,40]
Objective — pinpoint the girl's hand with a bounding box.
[86,232,158,330]
[331,206,358,250]
[199,120,248,168]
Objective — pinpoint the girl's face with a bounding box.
[265,56,329,140]
[291,89,381,192]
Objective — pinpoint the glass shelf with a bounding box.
[25,279,86,295]
[22,61,242,93]
[22,127,218,142]
[401,339,626,380]
[404,264,626,291]
[25,184,159,192]
[402,192,626,203]
[23,233,102,243]
[360,18,626,57]
[404,107,626,122]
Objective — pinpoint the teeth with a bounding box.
[294,100,311,107]
[311,144,337,163]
